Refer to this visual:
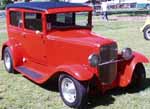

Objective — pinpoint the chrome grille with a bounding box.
[99,43,118,84]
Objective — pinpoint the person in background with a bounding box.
[101,2,108,21]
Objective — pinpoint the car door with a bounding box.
[8,10,23,45]
[22,12,46,64]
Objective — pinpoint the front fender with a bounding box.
[54,64,94,81]
[118,52,149,87]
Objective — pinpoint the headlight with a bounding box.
[121,48,133,60]
[88,54,100,67]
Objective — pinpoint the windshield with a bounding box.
[46,11,92,30]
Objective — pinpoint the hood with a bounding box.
[47,29,116,47]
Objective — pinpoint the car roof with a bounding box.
[6,2,90,12]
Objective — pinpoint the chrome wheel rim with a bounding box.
[61,78,76,103]
[4,52,11,70]
[146,28,150,39]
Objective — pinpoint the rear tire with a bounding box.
[143,25,150,40]
[3,47,15,73]
[58,74,88,108]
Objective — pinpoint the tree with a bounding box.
[2,0,13,5]
[0,0,13,10]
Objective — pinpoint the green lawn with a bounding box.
[1,16,150,109]
[0,18,6,30]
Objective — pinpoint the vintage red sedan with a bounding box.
[1,2,149,108]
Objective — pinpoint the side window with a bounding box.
[56,13,65,23]
[24,12,42,31]
[10,11,22,27]
[56,13,74,26]
[75,12,89,26]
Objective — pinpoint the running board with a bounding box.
[16,66,43,79]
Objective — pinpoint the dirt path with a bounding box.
[111,15,146,21]
[94,15,147,22]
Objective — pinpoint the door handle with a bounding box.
[35,30,43,38]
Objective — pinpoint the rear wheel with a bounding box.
[130,63,146,89]
[143,25,150,40]
[58,74,88,108]
[3,47,15,73]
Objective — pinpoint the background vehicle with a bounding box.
[136,0,150,9]
[1,2,149,108]
[141,15,150,40]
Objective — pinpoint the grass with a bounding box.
[1,16,150,109]
[0,18,6,30]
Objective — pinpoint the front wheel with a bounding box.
[3,47,15,73]
[143,25,150,40]
[130,63,146,90]
[58,74,88,108]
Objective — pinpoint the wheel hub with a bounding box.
[146,28,150,39]
[61,78,76,103]
[4,52,11,70]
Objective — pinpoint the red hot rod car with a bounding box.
[1,2,149,108]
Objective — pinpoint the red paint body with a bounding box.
[2,5,149,93]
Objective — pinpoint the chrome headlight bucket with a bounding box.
[88,54,100,67]
[121,48,133,60]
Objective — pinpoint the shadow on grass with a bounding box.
[87,78,150,108]
[109,78,150,95]
[39,78,59,92]
[22,75,59,92]
[23,76,150,108]
[87,94,115,109]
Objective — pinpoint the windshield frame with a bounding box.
[45,11,92,31]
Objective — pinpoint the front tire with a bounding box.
[143,25,150,40]
[3,47,15,73]
[130,63,146,89]
[58,74,88,108]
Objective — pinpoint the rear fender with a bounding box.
[2,40,24,67]
[118,52,149,87]
[54,64,94,81]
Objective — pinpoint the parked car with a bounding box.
[142,15,150,40]
[1,2,149,108]
[136,3,150,9]
[136,0,150,9]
